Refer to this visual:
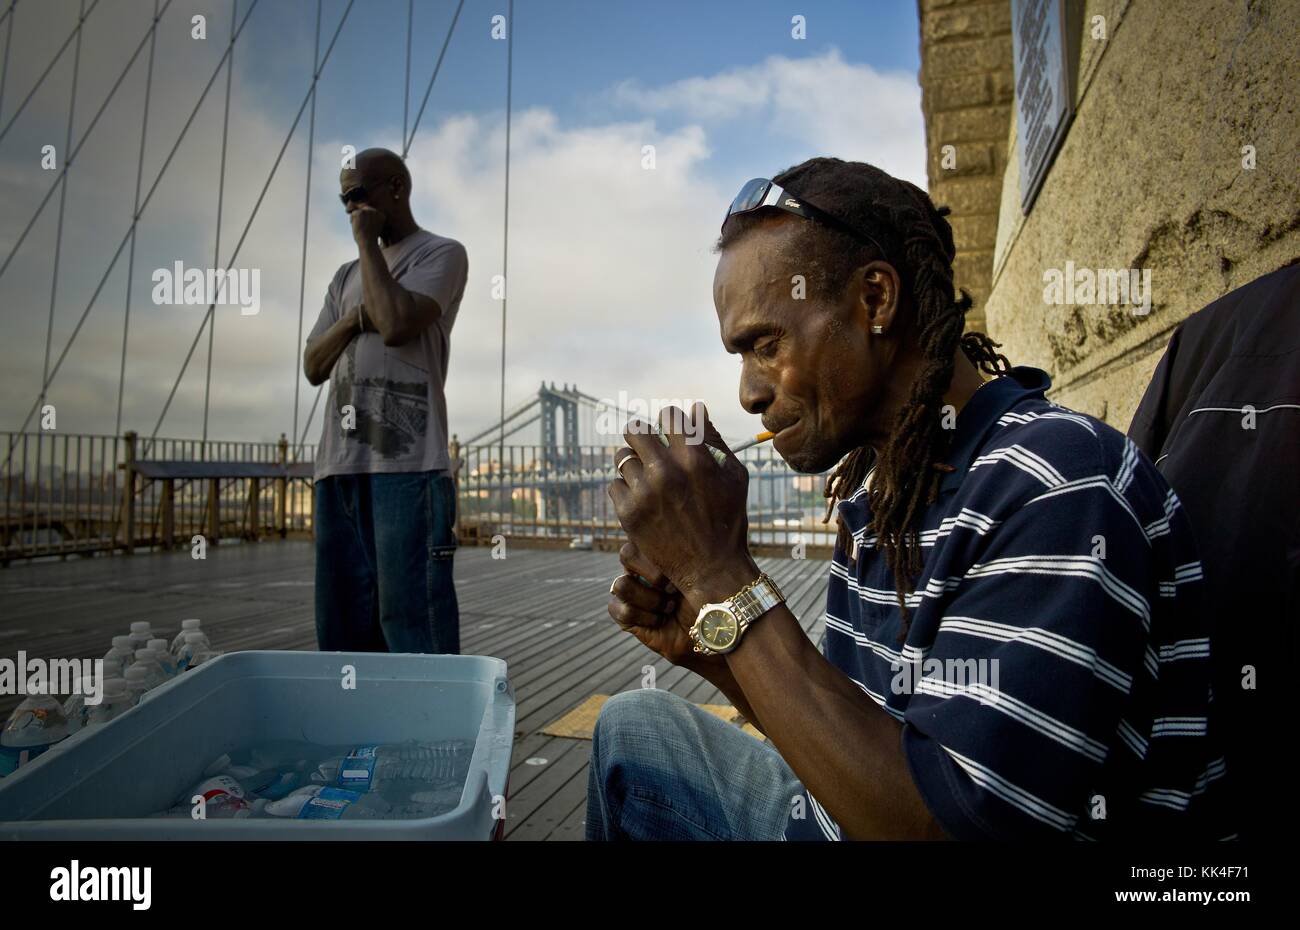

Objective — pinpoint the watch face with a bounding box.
[699,608,739,651]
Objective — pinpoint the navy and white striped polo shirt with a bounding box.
[784,367,1232,841]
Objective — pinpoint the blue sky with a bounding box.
[0,0,924,445]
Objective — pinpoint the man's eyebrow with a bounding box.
[723,322,772,353]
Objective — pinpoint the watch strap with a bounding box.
[732,572,784,632]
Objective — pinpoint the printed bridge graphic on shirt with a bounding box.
[333,341,429,459]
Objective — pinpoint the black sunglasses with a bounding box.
[339,177,396,207]
[722,178,885,256]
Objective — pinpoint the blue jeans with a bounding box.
[586,689,804,840]
[313,471,460,654]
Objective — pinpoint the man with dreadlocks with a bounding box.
[589,157,1232,841]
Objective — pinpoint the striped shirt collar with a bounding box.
[937,366,1052,494]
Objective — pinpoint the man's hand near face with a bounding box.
[608,402,760,608]
[350,204,387,245]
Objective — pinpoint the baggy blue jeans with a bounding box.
[313,470,460,654]
[586,689,805,840]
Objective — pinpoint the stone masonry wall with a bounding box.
[975,0,1299,428]
[917,0,1016,332]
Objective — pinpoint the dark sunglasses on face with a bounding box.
[339,177,397,207]
[722,177,886,257]
[339,185,369,206]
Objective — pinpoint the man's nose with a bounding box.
[739,361,773,416]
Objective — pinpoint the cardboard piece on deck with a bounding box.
[540,693,764,741]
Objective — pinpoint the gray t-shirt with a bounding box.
[308,229,468,480]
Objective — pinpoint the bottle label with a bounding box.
[195,775,246,802]
[298,787,362,819]
[338,746,379,791]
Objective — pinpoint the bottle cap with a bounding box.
[147,639,169,651]
[130,622,151,634]
[182,619,202,630]
[124,666,150,682]
[112,635,132,648]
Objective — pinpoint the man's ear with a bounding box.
[852,260,903,336]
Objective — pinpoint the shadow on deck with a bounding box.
[0,542,829,840]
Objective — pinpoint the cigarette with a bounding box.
[731,430,776,452]
[650,423,775,465]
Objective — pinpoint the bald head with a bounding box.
[339,147,417,244]
[355,148,410,189]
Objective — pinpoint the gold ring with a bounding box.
[615,453,637,479]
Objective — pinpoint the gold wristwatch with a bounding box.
[688,572,785,656]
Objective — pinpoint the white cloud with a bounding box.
[611,48,926,186]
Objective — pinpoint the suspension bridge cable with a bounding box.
[401,0,464,158]
[1,0,249,470]
[115,0,161,436]
[200,0,238,445]
[33,0,85,531]
[148,0,357,443]
[296,383,323,460]
[499,0,513,468]
[38,0,85,417]
[402,0,411,148]
[462,396,538,446]
[0,0,175,287]
[0,0,100,145]
[0,1,16,124]
[291,0,322,457]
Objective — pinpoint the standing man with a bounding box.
[304,147,468,655]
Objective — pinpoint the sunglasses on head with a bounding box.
[722,178,885,256]
[339,176,396,207]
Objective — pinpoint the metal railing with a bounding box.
[1,431,317,563]
[0,433,835,563]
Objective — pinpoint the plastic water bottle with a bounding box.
[198,749,310,802]
[0,695,72,776]
[127,621,153,652]
[176,631,216,672]
[130,649,167,688]
[211,759,306,802]
[263,784,394,820]
[102,636,134,678]
[170,619,211,656]
[122,665,154,702]
[83,678,132,729]
[146,639,177,678]
[312,741,471,794]
[53,664,91,735]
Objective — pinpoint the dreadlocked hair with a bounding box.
[717,157,1010,640]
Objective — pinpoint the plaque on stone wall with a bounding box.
[1012,0,1073,213]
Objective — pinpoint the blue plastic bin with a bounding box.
[0,651,515,840]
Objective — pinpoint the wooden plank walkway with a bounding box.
[0,542,829,840]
